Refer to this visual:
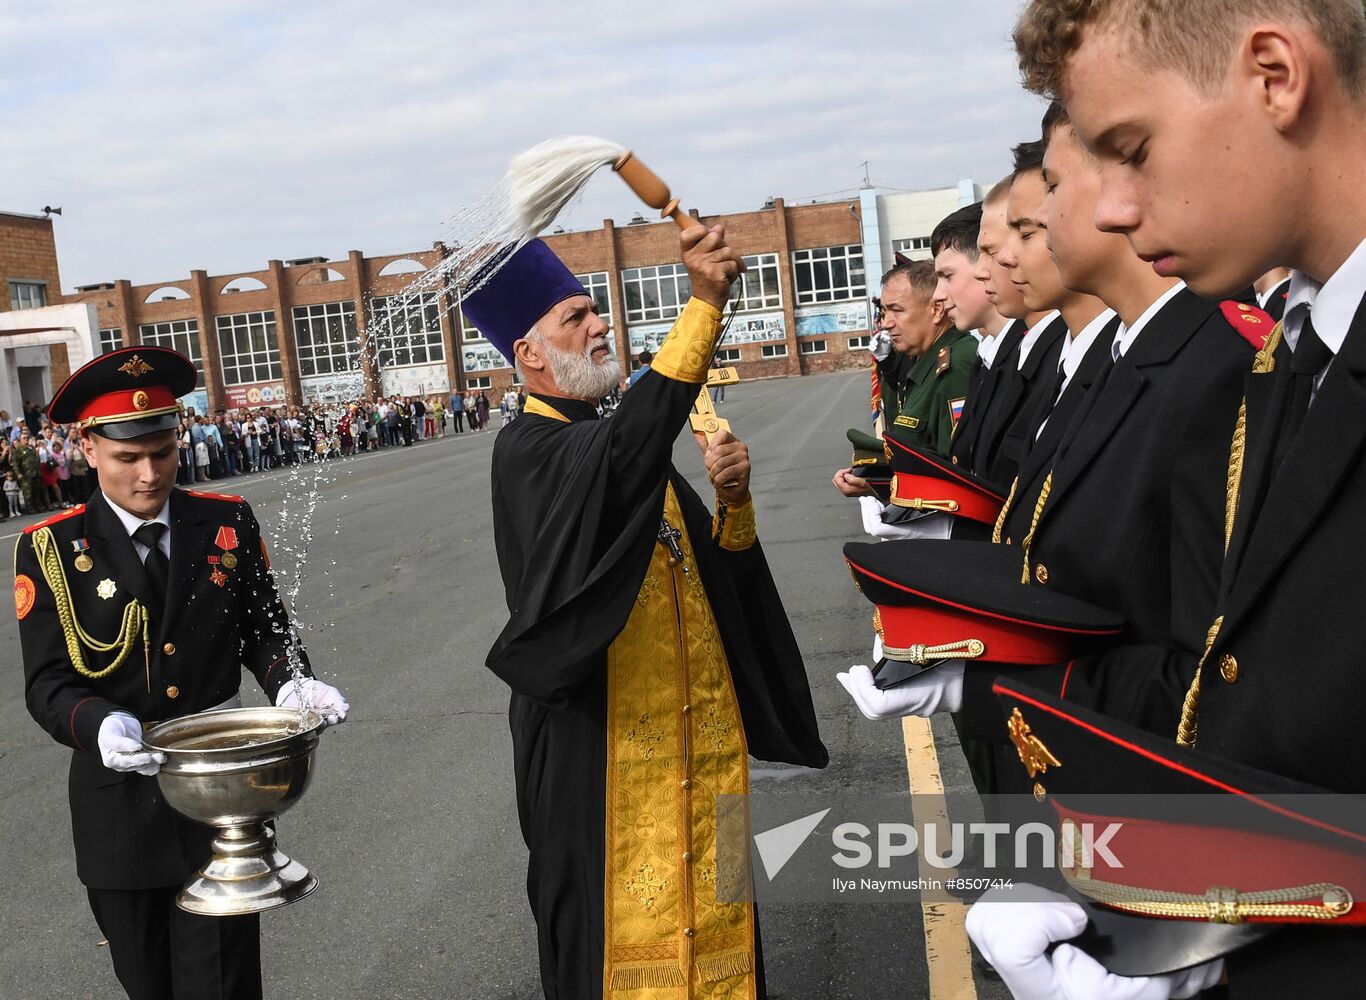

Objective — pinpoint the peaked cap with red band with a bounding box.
[882,426,1006,527]
[991,676,1366,977]
[48,346,197,439]
[844,539,1123,688]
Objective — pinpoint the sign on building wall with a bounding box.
[461,342,512,373]
[794,302,872,336]
[223,381,288,409]
[381,363,450,398]
[629,311,786,354]
[725,311,785,344]
[300,371,366,404]
[179,390,210,418]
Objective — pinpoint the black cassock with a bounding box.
[487,371,828,1000]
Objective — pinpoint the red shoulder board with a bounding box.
[935,346,951,376]
[1220,301,1274,350]
[23,504,86,534]
[184,489,244,503]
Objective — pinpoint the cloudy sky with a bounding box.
[4,0,1046,291]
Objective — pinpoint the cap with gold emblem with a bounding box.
[843,539,1124,688]
[990,676,1366,977]
[47,346,197,439]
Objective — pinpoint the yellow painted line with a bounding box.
[903,715,978,1000]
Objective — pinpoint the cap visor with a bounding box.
[89,412,181,440]
[1066,891,1272,977]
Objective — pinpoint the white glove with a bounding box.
[836,660,965,719]
[275,678,349,726]
[966,885,1225,1000]
[97,712,166,776]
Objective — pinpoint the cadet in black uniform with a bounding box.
[14,346,350,1000]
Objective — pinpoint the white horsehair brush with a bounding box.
[507,134,696,239]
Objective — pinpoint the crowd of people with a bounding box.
[0,388,508,517]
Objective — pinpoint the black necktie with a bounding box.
[133,522,169,614]
[1283,314,1333,450]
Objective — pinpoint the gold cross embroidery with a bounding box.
[626,713,665,759]
[700,705,733,750]
[624,863,668,909]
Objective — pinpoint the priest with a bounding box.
[471,223,828,1000]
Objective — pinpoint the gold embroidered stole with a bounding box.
[603,485,756,998]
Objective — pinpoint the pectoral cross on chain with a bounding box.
[658,519,688,573]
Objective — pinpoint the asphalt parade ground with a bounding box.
[0,370,1009,999]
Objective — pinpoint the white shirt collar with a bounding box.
[1018,311,1061,370]
[976,329,1002,369]
[1058,309,1117,388]
[1112,282,1187,360]
[1283,235,1366,359]
[1257,278,1290,311]
[105,493,172,558]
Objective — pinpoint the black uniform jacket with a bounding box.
[16,488,308,889]
[1011,315,1120,466]
[980,314,1069,488]
[992,290,1254,655]
[949,319,1028,486]
[981,290,1366,998]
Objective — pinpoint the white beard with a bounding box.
[544,337,622,400]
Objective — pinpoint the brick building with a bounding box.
[61,182,977,412]
[1,210,99,417]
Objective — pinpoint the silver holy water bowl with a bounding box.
[143,706,325,916]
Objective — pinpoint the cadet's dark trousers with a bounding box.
[87,887,262,1000]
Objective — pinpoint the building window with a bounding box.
[8,280,47,311]
[216,311,282,386]
[792,245,866,304]
[292,302,359,377]
[369,292,444,367]
[761,343,788,359]
[737,253,782,311]
[574,271,613,325]
[715,348,742,365]
[893,236,933,257]
[99,328,124,354]
[139,319,204,388]
[800,340,827,355]
[623,262,692,323]
[466,376,492,390]
[457,305,485,344]
[847,335,871,350]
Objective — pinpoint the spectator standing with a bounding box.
[476,390,491,431]
[37,438,63,508]
[177,418,194,484]
[66,437,90,503]
[451,393,465,433]
[627,349,653,388]
[12,432,41,512]
[245,412,261,472]
[413,396,427,440]
[194,434,210,482]
[3,470,18,518]
[0,409,13,441]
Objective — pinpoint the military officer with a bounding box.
[879,259,978,458]
[14,346,349,1000]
